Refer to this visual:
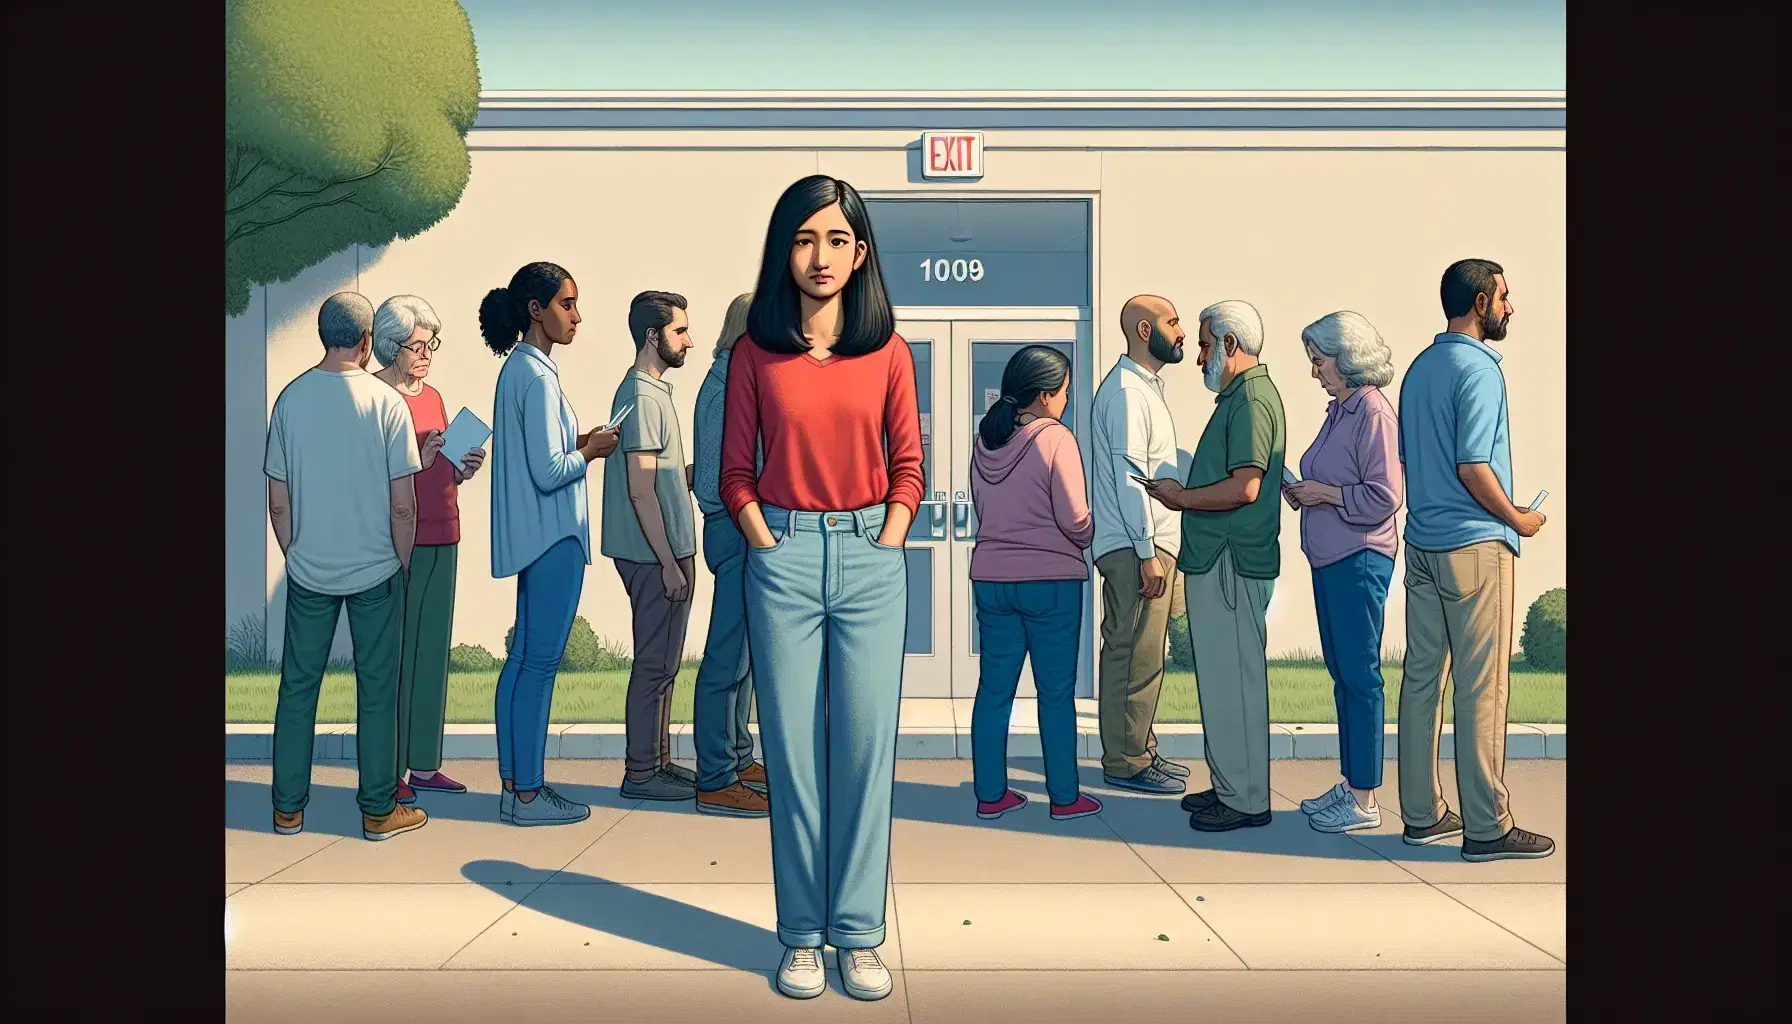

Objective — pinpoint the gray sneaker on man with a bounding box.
[510,786,590,827]
[621,766,698,802]
[1462,826,1555,862]
[1104,764,1185,795]
[660,762,698,785]
[499,788,515,822]
[1152,755,1191,779]
[1403,809,1465,846]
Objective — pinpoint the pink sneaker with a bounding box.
[408,771,468,794]
[976,790,1028,820]
[1050,794,1103,821]
[395,778,417,805]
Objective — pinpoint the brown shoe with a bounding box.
[274,809,303,835]
[695,782,770,818]
[736,761,769,791]
[363,803,428,841]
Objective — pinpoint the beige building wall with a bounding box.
[225,98,1565,668]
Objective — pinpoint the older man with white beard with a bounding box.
[1141,300,1287,832]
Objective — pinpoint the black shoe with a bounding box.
[1104,765,1185,795]
[1402,810,1465,846]
[1179,788,1220,812]
[1462,826,1555,862]
[1189,801,1272,832]
[1152,755,1191,779]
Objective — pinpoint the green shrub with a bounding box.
[225,613,273,673]
[1521,587,1566,671]
[1167,613,1195,671]
[505,615,632,672]
[448,643,501,673]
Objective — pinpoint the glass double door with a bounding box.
[895,318,1091,699]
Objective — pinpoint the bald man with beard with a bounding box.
[1087,295,1192,795]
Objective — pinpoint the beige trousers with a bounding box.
[1095,546,1182,776]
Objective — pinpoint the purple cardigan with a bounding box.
[1297,385,1404,569]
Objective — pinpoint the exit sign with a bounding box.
[921,131,984,179]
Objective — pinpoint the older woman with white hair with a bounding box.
[373,295,486,806]
[1283,310,1403,835]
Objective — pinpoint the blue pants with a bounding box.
[693,512,758,792]
[746,504,907,950]
[971,580,1084,807]
[495,537,585,793]
[1311,550,1394,790]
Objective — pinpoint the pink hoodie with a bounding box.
[969,418,1094,582]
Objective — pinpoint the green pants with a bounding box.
[272,572,405,817]
[398,544,458,775]
[1185,547,1276,816]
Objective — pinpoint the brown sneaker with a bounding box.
[695,782,770,818]
[363,803,428,841]
[274,809,303,835]
[737,761,769,792]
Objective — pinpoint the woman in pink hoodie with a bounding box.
[969,345,1103,822]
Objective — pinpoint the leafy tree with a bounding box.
[224,0,480,316]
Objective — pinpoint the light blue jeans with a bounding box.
[745,503,907,950]
[495,536,585,793]
[693,512,758,792]
[971,579,1084,807]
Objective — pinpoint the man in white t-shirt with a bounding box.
[263,292,428,843]
[1088,294,1192,796]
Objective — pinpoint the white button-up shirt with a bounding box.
[1089,355,1182,561]
[489,343,592,578]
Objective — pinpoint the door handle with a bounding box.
[916,499,948,541]
[952,490,977,541]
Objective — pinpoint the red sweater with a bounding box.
[721,333,926,519]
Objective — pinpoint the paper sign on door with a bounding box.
[919,412,931,440]
[984,388,1001,411]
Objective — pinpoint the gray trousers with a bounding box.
[614,556,696,774]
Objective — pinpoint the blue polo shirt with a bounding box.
[1397,333,1519,555]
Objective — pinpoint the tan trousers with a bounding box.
[1095,546,1182,776]
[1185,547,1274,816]
[1398,541,1516,842]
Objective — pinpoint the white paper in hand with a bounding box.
[438,408,491,472]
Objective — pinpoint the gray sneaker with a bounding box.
[510,785,591,827]
[621,766,698,802]
[1152,755,1192,779]
[499,788,515,822]
[1104,764,1185,795]
[660,762,698,785]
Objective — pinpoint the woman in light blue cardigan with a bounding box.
[481,262,618,827]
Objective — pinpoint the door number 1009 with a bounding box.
[920,258,985,283]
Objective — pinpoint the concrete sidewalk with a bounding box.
[225,756,1566,1021]
[224,698,1567,762]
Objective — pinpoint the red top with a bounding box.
[721,333,925,519]
[401,384,461,546]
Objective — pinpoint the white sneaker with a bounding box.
[1310,796,1381,833]
[776,946,826,1000]
[1300,782,1350,816]
[840,947,893,1001]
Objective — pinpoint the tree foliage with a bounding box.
[224,0,480,316]
[1521,587,1567,671]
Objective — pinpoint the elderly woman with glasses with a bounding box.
[1282,310,1404,835]
[372,295,486,806]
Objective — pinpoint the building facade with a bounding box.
[224,90,1567,700]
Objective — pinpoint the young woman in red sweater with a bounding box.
[720,175,923,1003]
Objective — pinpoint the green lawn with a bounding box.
[225,663,1564,724]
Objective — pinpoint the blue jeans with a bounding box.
[1312,549,1394,790]
[693,512,758,792]
[745,504,906,950]
[971,580,1083,807]
[495,536,585,793]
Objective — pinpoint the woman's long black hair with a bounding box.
[746,175,894,357]
[979,345,1071,451]
[478,262,571,356]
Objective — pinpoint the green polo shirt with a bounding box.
[1177,364,1286,580]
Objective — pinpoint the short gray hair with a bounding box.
[318,292,374,351]
[1198,300,1265,357]
[373,295,443,366]
[1301,311,1395,389]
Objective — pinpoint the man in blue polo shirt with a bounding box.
[1396,259,1553,863]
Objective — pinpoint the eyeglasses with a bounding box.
[401,335,441,355]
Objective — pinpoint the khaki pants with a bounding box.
[1095,546,1182,776]
[1185,548,1274,815]
[1398,541,1516,843]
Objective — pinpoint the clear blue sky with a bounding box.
[459,0,1564,91]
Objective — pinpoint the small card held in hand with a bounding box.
[1283,466,1300,486]
[438,408,491,471]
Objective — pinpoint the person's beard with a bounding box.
[1203,345,1226,392]
[658,339,686,368]
[1481,306,1511,342]
[1148,325,1184,364]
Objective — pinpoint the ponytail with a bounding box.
[977,345,1072,450]
[478,261,572,356]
